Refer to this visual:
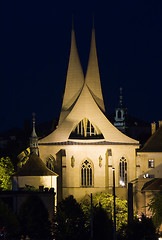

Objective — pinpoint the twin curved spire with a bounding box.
[39,22,139,144]
[58,24,105,125]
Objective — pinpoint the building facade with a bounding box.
[38,25,139,202]
[133,121,162,216]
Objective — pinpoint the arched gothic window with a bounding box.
[81,160,93,187]
[119,157,127,187]
[69,118,104,139]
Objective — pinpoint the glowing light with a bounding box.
[120,180,125,187]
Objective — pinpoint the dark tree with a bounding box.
[93,204,113,240]
[0,199,19,239]
[52,195,87,240]
[18,195,51,240]
[148,192,162,229]
[118,214,157,240]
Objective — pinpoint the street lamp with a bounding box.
[112,168,117,240]
[90,193,93,240]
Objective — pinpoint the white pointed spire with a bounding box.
[85,25,105,112]
[58,24,84,125]
[39,25,139,145]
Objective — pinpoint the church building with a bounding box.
[39,24,139,202]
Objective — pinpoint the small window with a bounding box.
[143,174,155,179]
[148,159,154,168]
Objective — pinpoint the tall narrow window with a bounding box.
[81,160,93,187]
[119,157,127,187]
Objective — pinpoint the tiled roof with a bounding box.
[15,152,58,176]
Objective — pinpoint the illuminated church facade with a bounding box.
[38,25,140,202]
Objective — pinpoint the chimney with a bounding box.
[159,121,162,128]
[151,122,156,135]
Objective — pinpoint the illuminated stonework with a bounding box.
[81,159,93,187]
[39,25,139,202]
[69,118,103,139]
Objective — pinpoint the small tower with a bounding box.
[30,113,39,155]
[114,88,127,133]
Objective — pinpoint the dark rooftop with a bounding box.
[139,126,162,152]
[15,152,58,176]
[142,178,162,191]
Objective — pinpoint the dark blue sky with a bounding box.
[1,0,162,132]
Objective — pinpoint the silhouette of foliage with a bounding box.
[118,214,157,240]
[0,199,19,239]
[93,204,113,240]
[0,157,15,190]
[148,192,162,229]
[19,195,51,240]
[82,192,127,230]
[52,195,87,240]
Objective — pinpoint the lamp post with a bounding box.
[112,168,117,240]
[90,193,93,240]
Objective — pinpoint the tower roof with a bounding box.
[31,113,37,138]
[30,113,39,155]
[58,27,84,125]
[39,26,139,146]
[15,152,58,176]
[85,27,105,112]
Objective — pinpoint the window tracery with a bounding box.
[119,156,127,187]
[69,118,104,139]
[81,160,93,187]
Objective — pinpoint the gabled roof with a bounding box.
[15,153,58,176]
[139,126,162,152]
[40,83,138,144]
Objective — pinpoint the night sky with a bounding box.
[2,0,162,133]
